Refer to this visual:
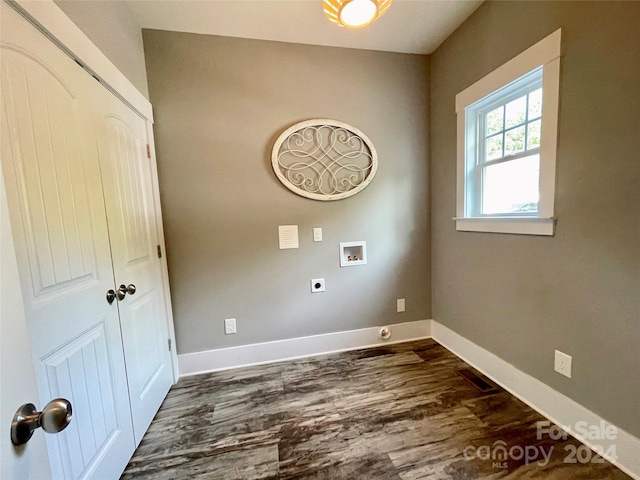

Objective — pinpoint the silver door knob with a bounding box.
[116,285,127,300]
[118,284,136,298]
[11,398,72,446]
[106,289,117,304]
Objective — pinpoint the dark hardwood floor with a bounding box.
[121,339,629,479]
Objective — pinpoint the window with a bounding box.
[455,29,561,235]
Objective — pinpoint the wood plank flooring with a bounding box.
[121,339,629,479]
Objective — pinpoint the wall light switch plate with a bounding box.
[313,227,323,242]
[224,318,237,335]
[397,298,405,312]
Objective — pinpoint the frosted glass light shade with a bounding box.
[323,0,392,28]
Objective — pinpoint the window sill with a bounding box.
[454,216,555,236]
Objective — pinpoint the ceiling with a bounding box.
[125,0,483,55]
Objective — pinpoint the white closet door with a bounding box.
[91,84,174,445]
[0,4,135,480]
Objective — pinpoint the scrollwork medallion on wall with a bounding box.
[271,119,378,201]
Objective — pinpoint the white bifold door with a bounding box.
[92,80,175,446]
[1,3,174,479]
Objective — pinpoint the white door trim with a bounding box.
[146,122,179,382]
[6,0,153,122]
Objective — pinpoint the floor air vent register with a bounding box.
[456,368,500,393]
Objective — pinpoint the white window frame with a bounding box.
[466,69,542,217]
[455,29,562,236]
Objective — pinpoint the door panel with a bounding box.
[1,47,96,295]
[103,115,152,263]
[1,4,135,479]
[42,323,122,479]
[93,86,174,445]
[126,292,167,396]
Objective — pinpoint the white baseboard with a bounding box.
[431,320,640,480]
[178,319,431,376]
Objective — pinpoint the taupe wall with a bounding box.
[54,0,149,98]
[143,31,430,355]
[431,1,640,437]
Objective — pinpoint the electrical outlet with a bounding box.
[554,350,572,378]
[224,318,237,335]
[397,298,405,312]
[311,278,325,293]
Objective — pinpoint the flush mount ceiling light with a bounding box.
[323,0,392,28]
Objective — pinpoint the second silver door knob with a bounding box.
[118,284,136,298]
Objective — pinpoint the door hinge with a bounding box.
[168,339,172,351]
[146,144,151,158]
[157,244,162,258]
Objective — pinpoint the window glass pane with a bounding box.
[528,88,542,119]
[505,125,525,156]
[505,95,527,128]
[485,106,504,136]
[527,119,541,149]
[482,154,539,214]
[485,134,503,161]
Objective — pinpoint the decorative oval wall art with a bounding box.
[271,119,378,201]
